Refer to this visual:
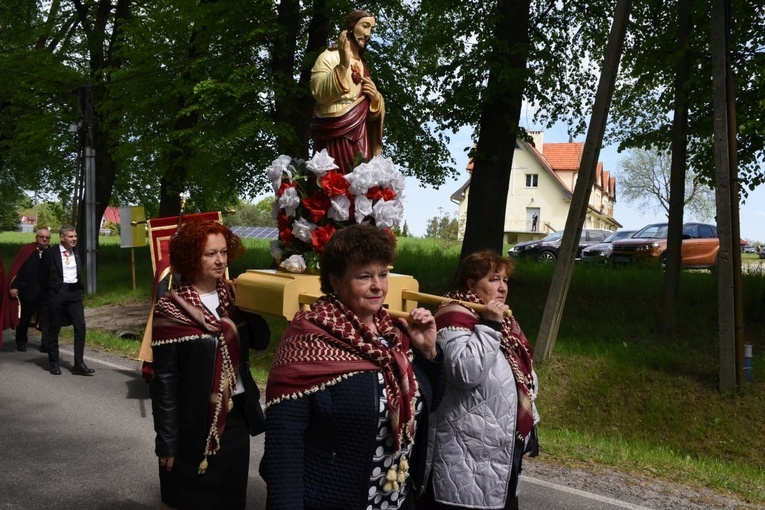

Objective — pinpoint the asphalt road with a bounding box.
[0,329,666,510]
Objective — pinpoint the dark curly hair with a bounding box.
[454,250,514,292]
[169,219,244,282]
[319,223,396,294]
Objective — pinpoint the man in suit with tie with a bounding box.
[40,225,93,376]
[5,228,52,352]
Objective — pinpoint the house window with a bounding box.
[525,174,538,188]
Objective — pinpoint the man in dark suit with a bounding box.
[40,225,94,376]
[5,228,52,352]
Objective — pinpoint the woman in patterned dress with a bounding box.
[261,223,442,509]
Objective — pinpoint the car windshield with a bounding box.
[603,230,635,243]
[541,231,564,242]
[633,224,668,239]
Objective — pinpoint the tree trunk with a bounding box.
[271,0,329,158]
[660,0,693,334]
[711,0,744,391]
[74,0,131,292]
[459,0,531,260]
[157,22,203,217]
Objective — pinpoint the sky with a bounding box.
[399,123,765,243]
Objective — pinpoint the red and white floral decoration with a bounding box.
[267,149,405,273]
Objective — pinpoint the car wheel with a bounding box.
[538,251,557,262]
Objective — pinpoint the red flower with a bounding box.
[312,224,336,252]
[380,187,397,201]
[277,180,297,197]
[365,186,396,201]
[321,171,350,197]
[302,191,331,223]
[277,212,294,244]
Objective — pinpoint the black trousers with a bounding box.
[15,296,49,349]
[159,393,251,510]
[47,286,86,368]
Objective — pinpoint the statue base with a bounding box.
[235,269,420,321]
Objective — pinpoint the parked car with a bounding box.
[580,230,637,264]
[508,228,612,262]
[760,250,765,260]
[610,222,721,269]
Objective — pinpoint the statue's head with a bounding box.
[342,10,375,55]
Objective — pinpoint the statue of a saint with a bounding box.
[309,10,384,173]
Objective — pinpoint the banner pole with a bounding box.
[131,247,136,290]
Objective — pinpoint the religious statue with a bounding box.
[309,10,384,173]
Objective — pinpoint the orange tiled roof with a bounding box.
[542,142,583,171]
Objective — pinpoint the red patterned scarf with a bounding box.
[437,290,536,439]
[267,294,417,452]
[152,279,240,474]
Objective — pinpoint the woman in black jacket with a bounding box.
[260,223,442,510]
[150,219,269,510]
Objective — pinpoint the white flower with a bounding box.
[371,199,401,228]
[354,195,374,223]
[278,186,301,217]
[292,217,317,243]
[327,195,351,222]
[279,254,306,273]
[269,240,284,262]
[267,155,294,192]
[369,155,405,192]
[344,162,377,195]
[387,170,406,194]
[305,149,338,177]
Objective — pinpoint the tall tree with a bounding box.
[662,0,693,334]
[603,0,765,194]
[618,148,715,220]
[617,148,715,220]
[459,0,530,257]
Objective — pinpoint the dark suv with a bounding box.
[508,228,612,262]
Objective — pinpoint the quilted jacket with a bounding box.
[426,321,532,509]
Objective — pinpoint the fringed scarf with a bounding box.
[266,294,417,453]
[437,290,536,440]
[152,279,240,474]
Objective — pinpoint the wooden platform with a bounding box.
[235,269,420,321]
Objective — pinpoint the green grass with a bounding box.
[3,232,764,504]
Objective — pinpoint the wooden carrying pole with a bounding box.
[297,290,512,320]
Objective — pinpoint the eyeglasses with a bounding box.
[37,235,51,239]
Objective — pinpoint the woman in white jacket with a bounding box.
[419,250,539,510]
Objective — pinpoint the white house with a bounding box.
[451,131,622,244]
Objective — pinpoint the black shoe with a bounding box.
[50,366,62,375]
[72,364,95,376]
[17,345,27,352]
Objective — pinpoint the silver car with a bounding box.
[580,230,637,264]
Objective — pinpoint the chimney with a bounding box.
[529,130,544,152]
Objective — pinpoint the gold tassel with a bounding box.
[383,466,398,492]
[228,399,234,411]
[398,456,409,483]
[198,457,208,475]
[382,455,410,491]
